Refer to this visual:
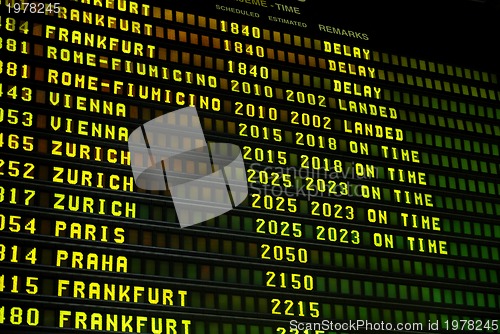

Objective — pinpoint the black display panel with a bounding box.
[0,0,499,333]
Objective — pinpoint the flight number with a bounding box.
[0,134,34,151]
[239,123,282,141]
[261,244,307,263]
[271,299,319,318]
[0,108,33,127]
[0,38,29,54]
[231,79,273,98]
[296,132,336,150]
[0,306,39,326]
[227,60,269,79]
[220,21,261,39]
[251,194,297,213]
[243,146,287,165]
[0,61,30,79]
[316,226,360,244]
[234,101,278,121]
[311,202,355,220]
[247,169,292,188]
[286,90,327,107]
[0,275,38,294]
[0,187,36,206]
[300,154,342,172]
[0,245,37,264]
[291,111,331,130]
[266,271,313,290]
[256,218,301,238]
[0,84,33,101]
[224,40,265,58]
[0,160,35,179]
[0,17,29,34]
[0,215,36,234]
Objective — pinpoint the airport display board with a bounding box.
[0,0,499,333]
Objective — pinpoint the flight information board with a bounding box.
[0,0,499,333]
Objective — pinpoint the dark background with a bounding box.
[316,0,500,74]
[179,0,500,75]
